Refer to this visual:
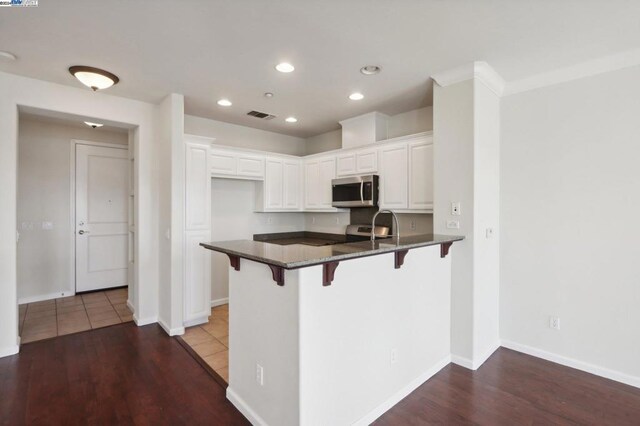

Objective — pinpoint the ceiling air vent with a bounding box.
[247,110,276,120]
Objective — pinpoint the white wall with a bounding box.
[16,117,128,303]
[210,178,305,302]
[0,71,160,358]
[304,106,434,155]
[185,114,306,156]
[500,65,640,385]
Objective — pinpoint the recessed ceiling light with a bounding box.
[84,121,104,128]
[285,117,298,123]
[360,65,381,75]
[217,99,232,107]
[0,51,17,61]
[275,62,295,73]
[264,92,274,98]
[349,92,364,101]
[69,66,119,91]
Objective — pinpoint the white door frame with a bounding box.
[69,139,130,296]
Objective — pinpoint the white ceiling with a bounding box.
[0,1,638,137]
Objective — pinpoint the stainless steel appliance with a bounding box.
[331,175,379,208]
[345,224,390,242]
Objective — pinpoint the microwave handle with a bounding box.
[360,180,364,203]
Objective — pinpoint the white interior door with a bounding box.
[75,144,129,293]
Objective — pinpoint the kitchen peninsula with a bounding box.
[201,234,462,425]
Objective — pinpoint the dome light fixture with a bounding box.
[0,50,17,61]
[285,117,298,123]
[275,62,295,73]
[69,66,119,91]
[360,65,381,75]
[349,92,364,101]
[84,121,104,129]
[217,99,232,107]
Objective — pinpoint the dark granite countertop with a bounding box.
[200,234,464,270]
[253,231,347,246]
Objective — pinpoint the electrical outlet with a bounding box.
[267,216,273,225]
[410,220,416,231]
[549,316,560,330]
[41,221,54,230]
[486,228,494,239]
[312,216,316,224]
[390,348,398,364]
[256,363,264,386]
[451,202,461,216]
[335,217,340,225]
[446,220,460,229]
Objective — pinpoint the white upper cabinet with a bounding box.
[210,148,265,180]
[409,139,434,210]
[378,133,433,212]
[336,148,378,177]
[185,142,211,230]
[304,156,336,210]
[379,143,408,209]
[258,156,302,211]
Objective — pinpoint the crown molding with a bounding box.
[503,48,640,96]
[431,61,505,97]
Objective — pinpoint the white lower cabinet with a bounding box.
[183,230,211,325]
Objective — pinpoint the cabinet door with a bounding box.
[379,144,408,209]
[409,141,434,210]
[184,230,211,323]
[237,154,265,179]
[210,150,237,176]
[336,153,357,176]
[356,149,378,174]
[185,143,211,230]
[283,160,301,209]
[265,158,284,209]
[318,157,336,208]
[304,160,320,209]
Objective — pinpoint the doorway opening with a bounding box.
[17,110,135,343]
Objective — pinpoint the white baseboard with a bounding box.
[501,339,640,389]
[353,354,452,426]
[18,290,75,305]
[451,341,501,371]
[126,299,134,313]
[227,386,269,426]
[158,318,185,336]
[211,297,229,307]
[133,314,157,327]
[184,316,209,327]
[0,344,20,358]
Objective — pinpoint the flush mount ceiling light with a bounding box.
[360,65,381,75]
[285,117,298,123]
[349,92,364,101]
[217,99,232,106]
[0,50,17,61]
[69,66,119,91]
[264,92,274,98]
[84,121,104,128]
[275,62,295,73]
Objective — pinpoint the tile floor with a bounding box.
[181,304,229,383]
[19,288,133,344]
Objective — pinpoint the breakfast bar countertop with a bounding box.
[200,234,464,270]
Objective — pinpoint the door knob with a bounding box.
[78,230,89,235]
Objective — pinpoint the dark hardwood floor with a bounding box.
[0,323,249,426]
[2,324,639,426]
[375,348,640,426]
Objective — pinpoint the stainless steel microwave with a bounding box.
[331,175,379,208]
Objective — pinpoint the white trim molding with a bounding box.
[133,314,158,327]
[501,340,640,389]
[431,61,505,97]
[353,354,452,426]
[0,344,20,358]
[227,386,269,426]
[158,318,185,336]
[211,297,229,307]
[451,341,501,371]
[504,48,640,96]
